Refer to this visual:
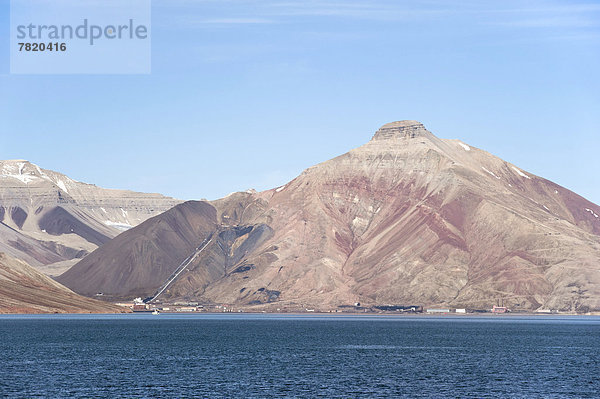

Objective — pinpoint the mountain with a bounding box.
[57,121,600,312]
[0,252,126,313]
[0,160,182,276]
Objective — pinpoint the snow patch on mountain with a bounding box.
[481,166,500,179]
[585,208,599,218]
[1,160,78,188]
[103,221,134,231]
[511,166,531,179]
[458,142,471,151]
[1,162,40,184]
[34,164,47,178]
[56,180,69,193]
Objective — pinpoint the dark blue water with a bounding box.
[1,315,599,398]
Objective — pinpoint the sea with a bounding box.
[0,314,599,398]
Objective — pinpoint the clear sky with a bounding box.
[1,0,599,203]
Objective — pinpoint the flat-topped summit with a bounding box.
[371,120,432,141]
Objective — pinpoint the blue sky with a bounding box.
[1,0,599,203]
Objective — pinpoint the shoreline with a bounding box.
[2,311,600,317]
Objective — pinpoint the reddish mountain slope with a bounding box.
[58,121,600,312]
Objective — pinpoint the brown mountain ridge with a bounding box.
[57,121,600,312]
